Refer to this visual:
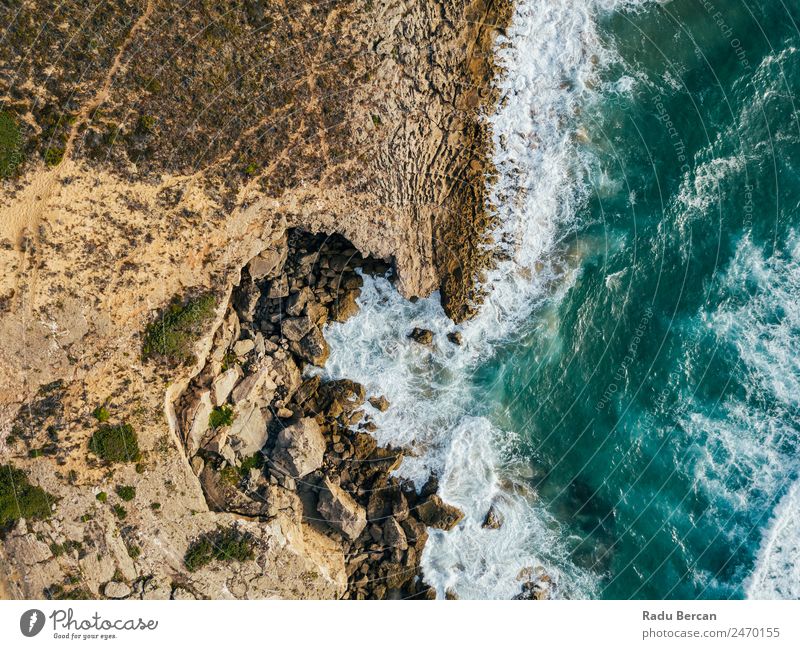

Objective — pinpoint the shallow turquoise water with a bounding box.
[479,0,800,598]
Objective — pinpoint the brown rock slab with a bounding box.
[317,477,367,541]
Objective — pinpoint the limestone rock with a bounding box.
[330,290,360,322]
[289,325,329,366]
[212,366,243,406]
[317,478,367,541]
[233,338,255,357]
[273,417,325,478]
[249,246,287,281]
[231,361,277,405]
[286,287,313,316]
[281,316,313,342]
[227,403,268,457]
[104,581,131,599]
[184,390,212,456]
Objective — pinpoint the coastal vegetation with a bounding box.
[0,464,54,529]
[141,293,216,365]
[184,526,255,572]
[0,111,23,178]
[88,423,140,463]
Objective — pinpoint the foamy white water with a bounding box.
[747,479,800,599]
[320,0,645,599]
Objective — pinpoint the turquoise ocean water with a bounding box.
[323,0,800,599]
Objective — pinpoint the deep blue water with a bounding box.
[480,0,800,598]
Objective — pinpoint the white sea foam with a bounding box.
[679,233,800,595]
[747,479,800,599]
[320,0,645,599]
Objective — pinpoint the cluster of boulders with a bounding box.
[177,230,465,599]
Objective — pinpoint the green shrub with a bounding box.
[96,491,107,503]
[141,293,216,365]
[112,504,127,520]
[0,111,23,178]
[115,485,135,501]
[43,145,65,167]
[88,424,140,463]
[0,464,54,529]
[150,502,161,511]
[92,405,111,422]
[208,405,234,429]
[184,526,255,572]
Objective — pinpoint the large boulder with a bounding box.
[248,244,287,280]
[227,403,269,457]
[212,366,243,406]
[408,327,433,345]
[272,417,326,478]
[317,478,367,541]
[289,325,329,366]
[281,316,313,342]
[416,495,464,530]
[231,360,277,405]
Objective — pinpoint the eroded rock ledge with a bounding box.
[178,230,464,599]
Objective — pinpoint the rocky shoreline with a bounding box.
[179,230,465,599]
[0,0,519,600]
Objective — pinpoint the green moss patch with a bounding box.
[142,293,216,365]
[0,464,54,529]
[184,526,255,572]
[88,424,140,463]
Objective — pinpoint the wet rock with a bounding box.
[104,581,131,599]
[482,505,504,529]
[273,417,326,478]
[353,432,378,460]
[317,478,367,541]
[368,395,390,412]
[330,290,360,322]
[447,331,463,345]
[416,495,464,530]
[408,327,433,345]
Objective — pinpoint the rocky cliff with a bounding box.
[0,0,511,599]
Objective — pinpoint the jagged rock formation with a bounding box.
[0,0,511,599]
